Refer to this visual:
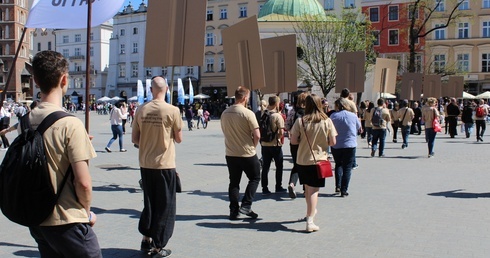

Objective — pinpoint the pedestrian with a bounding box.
[398,99,414,149]
[369,98,390,157]
[105,102,127,152]
[290,94,337,232]
[390,102,400,143]
[121,102,128,134]
[260,96,286,194]
[0,104,11,149]
[422,97,440,157]
[27,50,101,257]
[461,101,474,138]
[220,86,261,221]
[446,98,461,138]
[359,101,367,139]
[364,102,375,148]
[411,101,422,135]
[196,106,204,129]
[185,105,193,131]
[474,99,488,142]
[132,76,183,257]
[330,98,360,197]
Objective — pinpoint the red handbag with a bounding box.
[432,109,442,133]
[302,118,333,179]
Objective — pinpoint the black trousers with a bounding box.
[447,116,458,137]
[288,144,299,186]
[225,155,260,212]
[139,168,177,249]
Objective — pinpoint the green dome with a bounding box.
[258,0,326,21]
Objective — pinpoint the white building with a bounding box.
[107,1,200,102]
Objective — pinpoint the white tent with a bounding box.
[380,92,396,99]
[476,91,490,99]
[462,92,475,99]
[97,96,111,102]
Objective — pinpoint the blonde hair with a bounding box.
[296,92,308,108]
[427,97,437,106]
[304,94,328,123]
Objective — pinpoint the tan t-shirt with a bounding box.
[221,104,259,157]
[29,102,96,226]
[398,107,415,126]
[364,109,373,128]
[290,118,338,166]
[371,107,391,129]
[261,110,284,147]
[133,100,182,169]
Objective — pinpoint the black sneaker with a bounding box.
[239,207,258,219]
[262,188,271,195]
[370,150,375,157]
[105,147,112,153]
[288,185,297,199]
[140,240,154,252]
[341,192,349,197]
[151,248,172,257]
[275,186,287,193]
[229,211,240,221]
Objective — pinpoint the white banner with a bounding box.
[146,79,153,102]
[26,0,125,29]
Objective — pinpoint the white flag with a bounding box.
[26,0,125,29]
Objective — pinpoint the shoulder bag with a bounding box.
[432,109,442,133]
[301,118,333,179]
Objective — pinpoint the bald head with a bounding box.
[151,76,168,100]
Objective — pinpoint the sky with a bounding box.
[122,0,144,9]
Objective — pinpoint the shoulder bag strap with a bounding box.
[401,108,408,125]
[301,117,317,163]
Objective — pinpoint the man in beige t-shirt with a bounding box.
[27,51,101,257]
[132,76,182,257]
[221,86,261,220]
[369,98,391,157]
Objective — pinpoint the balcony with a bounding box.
[69,55,85,60]
[69,69,97,75]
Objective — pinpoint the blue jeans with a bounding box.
[331,147,355,194]
[464,123,474,138]
[366,127,373,145]
[371,129,386,156]
[426,128,437,155]
[107,124,123,150]
[401,125,411,147]
[261,146,284,190]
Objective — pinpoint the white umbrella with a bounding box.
[476,91,490,99]
[128,96,138,101]
[380,92,396,99]
[462,92,475,99]
[111,96,123,101]
[97,96,111,102]
[194,93,210,100]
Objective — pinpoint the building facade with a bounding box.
[0,0,31,102]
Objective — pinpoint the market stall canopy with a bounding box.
[476,91,490,99]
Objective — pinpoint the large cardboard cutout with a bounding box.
[144,0,206,67]
[335,51,365,93]
[222,16,265,97]
[448,76,464,98]
[423,75,441,99]
[261,35,297,94]
[373,58,398,94]
[400,73,423,100]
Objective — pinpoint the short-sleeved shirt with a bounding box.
[364,109,373,128]
[330,110,360,149]
[133,100,182,169]
[221,104,259,157]
[290,117,338,166]
[261,110,284,147]
[371,107,391,129]
[29,102,97,226]
[398,107,415,126]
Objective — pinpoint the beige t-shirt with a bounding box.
[398,107,415,126]
[221,104,259,157]
[364,109,373,128]
[29,102,96,226]
[290,118,338,166]
[261,110,284,147]
[371,107,391,129]
[132,100,182,169]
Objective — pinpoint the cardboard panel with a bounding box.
[400,73,423,100]
[222,16,265,96]
[261,34,297,94]
[448,76,464,98]
[373,58,398,94]
[423,75,441,99]
[440,82,451,98]
[144,0,206,67]
[335,51,365,93]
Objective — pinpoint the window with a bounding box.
[74,78,83,88]
[74,48,81,56]
[324,0,334,10]
[484,0,490,9]
[458,22,469,39]
[206,58,214,72]
[457,53,469,72]
[120,29,125,36]
[90,32,94,41]
[63,35,69,43]
[62,49,69,58]
[207,9,213,21]
[458,0,469,10]
[434,24,446,40]
[186,66,194,75]
[372,31,380,46]
[48,41,52,50]
[161,67,168,76]
[220,8,227,19]
[131,63,138,77]
[119,64,126,77]
[482,53,490,72]
[388,29,399,45]
[120,44,125,54]
[133,27,138,34]
[75,34,81,42]
[408,4,419,20]
[388,6,399,21]
[133,42,138,53]
[434,54,446,73]
[483,21,490,37]
[344,0,354,8]
[435,0,444,12]
[146,67,152,77]
[220,57,225,72]
[74,63,82,72]
[90,46,94,57]
[206,33,214,46]
[239,5,247,18]
[414,55,422,73]
[369,8,379,22]
[259,4,264,13]
[37,42,41,51]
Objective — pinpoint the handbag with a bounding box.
[301,118,333,179]
[432,109,442,133]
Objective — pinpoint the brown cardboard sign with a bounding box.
[222,16,265,97]
[448,76,464,98]
[261,34,297,94]
[335,51,365,93]
[423,75,441,99]
[440,82,452,98]
[400,73,423,100]
[373,58,398,94]
[144,0,206,67]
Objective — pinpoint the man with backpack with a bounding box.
[369,98,391,157]
[259,96,286,194]
[24,51,101,257]
[475,99,488,142]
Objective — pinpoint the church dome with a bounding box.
[258,0,327,21]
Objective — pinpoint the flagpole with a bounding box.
[0,27,27,109]
[169,65,175,105]
[84,0,92,133]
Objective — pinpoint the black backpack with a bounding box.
[0,111,73,227]
[371,107,382,127]
[259,110,277,142]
